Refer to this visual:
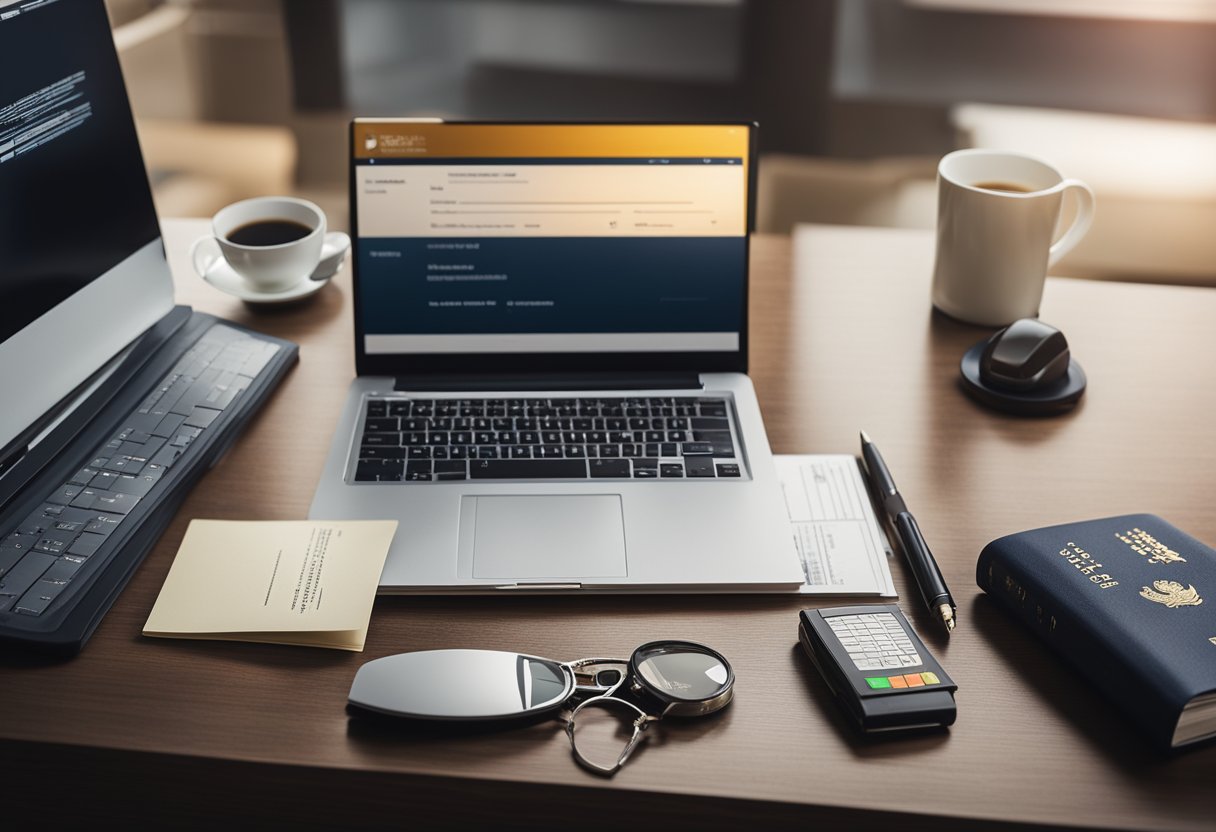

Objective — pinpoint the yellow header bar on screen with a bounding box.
[353,122,750,166]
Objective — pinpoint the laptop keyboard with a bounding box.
[0,324,282,619]
[352,396,744,482]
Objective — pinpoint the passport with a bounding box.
[977,514,1216,750]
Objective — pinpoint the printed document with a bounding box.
[775,455,896,596]
[144,520,398,651]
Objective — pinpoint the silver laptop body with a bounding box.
[310,121,802,593]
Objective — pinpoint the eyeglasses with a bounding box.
[347,640,735,776]
[562,641,735,775]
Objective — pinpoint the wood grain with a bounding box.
[2,220,1213,829]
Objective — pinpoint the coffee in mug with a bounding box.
[190,196,350,293]
[931,150,1095,327]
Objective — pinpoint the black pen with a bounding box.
[859,431,956,633]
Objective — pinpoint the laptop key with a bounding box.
[633,467,658,478]
[355,460,403,482]
[406,461,433,481]
[470,459,588,479]
[589,458,630,478]
[681,443,714,456]
[685,457,716,478]
[661,464,685,478]
[716,463,742,478]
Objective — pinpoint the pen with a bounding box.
[859,431,956,633]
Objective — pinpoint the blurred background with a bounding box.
[108,0,1216,284]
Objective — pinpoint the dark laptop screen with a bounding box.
[0,0,160,346]
[351,122,751,373]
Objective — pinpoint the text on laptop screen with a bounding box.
[352,123,749,356]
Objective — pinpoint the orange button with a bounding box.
[888,675,908,689]
[903,674,926,687]
[921,672,940,685]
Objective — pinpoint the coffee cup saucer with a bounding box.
[200,258,334,305]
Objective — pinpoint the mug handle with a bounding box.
[189,235,223,278]
[311,231,352,281]
[1047,179,1095,268]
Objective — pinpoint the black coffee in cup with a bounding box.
[226,219,313,247]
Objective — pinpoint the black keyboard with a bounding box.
[352,396,744,482]
[0,312,296,653]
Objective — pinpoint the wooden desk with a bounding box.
[4,221,1213,830]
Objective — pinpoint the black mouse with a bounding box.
[979,318,1071,392]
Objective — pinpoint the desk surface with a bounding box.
[3,220,1214,830]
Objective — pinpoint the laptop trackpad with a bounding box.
[466,495,628,580]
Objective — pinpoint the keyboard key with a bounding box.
[92,492,141,515]
[34,535,74,555]
[470,459,588,479]
[355,460,403,482]
[48,485,84,505]
[681,443,714,456]
[633,458,658,470]
[183,406,221,429]
[361,432,400,447]
[365,417,398,432]
[68,466,100,486]
[84,513,123,536]
[406,461,433,481]
[715,463,741,478]
[44,557,84,583]
[0,552,56,599]
[0,547,26,577]
[589,458,631,478]
[685,457,716,478]
[632,467,658,478]
[15,579,69,616]
[661,463,685,478]
[67,533,108,558]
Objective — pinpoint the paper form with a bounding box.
[775,455,897,596]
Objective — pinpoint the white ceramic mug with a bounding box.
[931,149,1094,326]
[190,196,350,293]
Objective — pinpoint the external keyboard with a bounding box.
[0,313,296,652]
[352,396,744,482]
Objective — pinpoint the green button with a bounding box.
[865,676,892,689]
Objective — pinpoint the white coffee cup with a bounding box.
[190,196,350,293]
[931,149,1094,326]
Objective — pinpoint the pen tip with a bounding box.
[938,604,956,633]
[860,429,871,444]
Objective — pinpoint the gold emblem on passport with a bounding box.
[1139,580,1203,609]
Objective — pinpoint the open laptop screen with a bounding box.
[351,122,753,377]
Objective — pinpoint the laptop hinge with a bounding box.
[393,373,703,393]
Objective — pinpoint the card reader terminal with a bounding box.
[798,604,957,733]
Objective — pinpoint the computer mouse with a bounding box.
[979,318,1071,392]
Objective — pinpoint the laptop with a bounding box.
[0,0,296,652]
[309,121,803,593]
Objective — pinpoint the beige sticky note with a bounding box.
[143,520,397,651]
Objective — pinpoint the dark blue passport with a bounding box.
[977,514,1216,751]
